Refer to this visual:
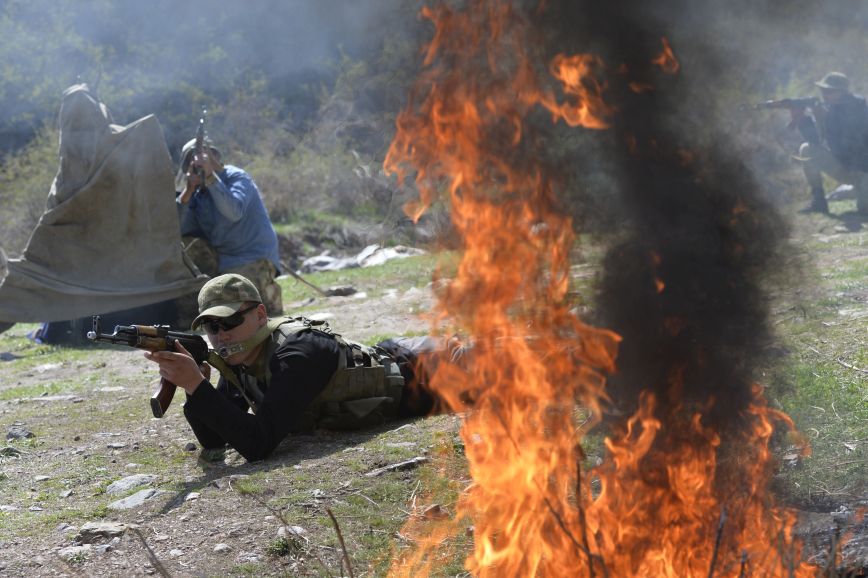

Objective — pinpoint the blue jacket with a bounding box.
[178,165,281,273]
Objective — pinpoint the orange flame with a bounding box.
[653,36,681,74]
[385,2,818,577]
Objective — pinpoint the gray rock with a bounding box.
[107,489,159,510]
[57,544,91,561]
[213,543,232,553]
[6,425,33,440]
[77,521,127,543]
[277,525,308,539]
[105,474,157,495]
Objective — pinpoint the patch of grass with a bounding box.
[229,562,266,575]
[364,329,430,346]
[67,550,88,564]
[88,504,110,519]
[232,477,263,496]
[265,536,301,557]
[0,380,84,401]
[279,252,450,305]
[771,359,866,505]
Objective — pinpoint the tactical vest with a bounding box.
[209,316,405,431]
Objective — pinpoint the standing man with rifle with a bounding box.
[176,111,284,317]
[788,71,868,214]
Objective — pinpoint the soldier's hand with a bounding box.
[789,107,806,123]
[143,341,205,394]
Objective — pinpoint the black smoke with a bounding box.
[531,0,792,428]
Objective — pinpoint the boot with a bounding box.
[800,186,829,214]
[857,189,868,215]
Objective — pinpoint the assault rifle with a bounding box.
[87,316,210,418]
[191,108,208,194]
[738,96,819,112]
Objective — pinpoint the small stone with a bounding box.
[184,492,200,502]
[77,522,127,543]
[422,504,449,520]
[106,474,157,495]
[29,505,43,512]
[33,475,50,482]
[169,549,184,557]
[325,285,357,297]
[107,488,160,510]
[277,525,308,539]
[6,425,33,440]
[57,544,91,561]
[153,534,169,542]
[184,442,197,451]
[107,442,127,450]
[60,489,73,498]
[213,543,232,553]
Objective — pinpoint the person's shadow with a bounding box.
[830,209,867,232]
[156,417,429,515]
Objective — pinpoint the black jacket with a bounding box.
[183,329,339,461]
[798,93,868,171]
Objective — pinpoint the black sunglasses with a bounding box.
[201,304,259,334]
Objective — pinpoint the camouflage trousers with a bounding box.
[797,142,868,213]
[180,236,284,320]
[227,259,284,316]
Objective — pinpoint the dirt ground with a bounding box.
[0,283,448,577]
[0,218,865,576]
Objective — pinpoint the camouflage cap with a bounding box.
[815,71,850,92]
[191,273,262,330]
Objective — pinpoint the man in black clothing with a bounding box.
[792,71,868,214]
[145,274,440,462]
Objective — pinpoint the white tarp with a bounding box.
[0,84,205,323]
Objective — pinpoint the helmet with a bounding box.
[815,71,850,92]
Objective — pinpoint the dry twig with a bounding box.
[131,527,173,578]
[835,357,868,374]
[707,507,727,578]
[326,507,355,578]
